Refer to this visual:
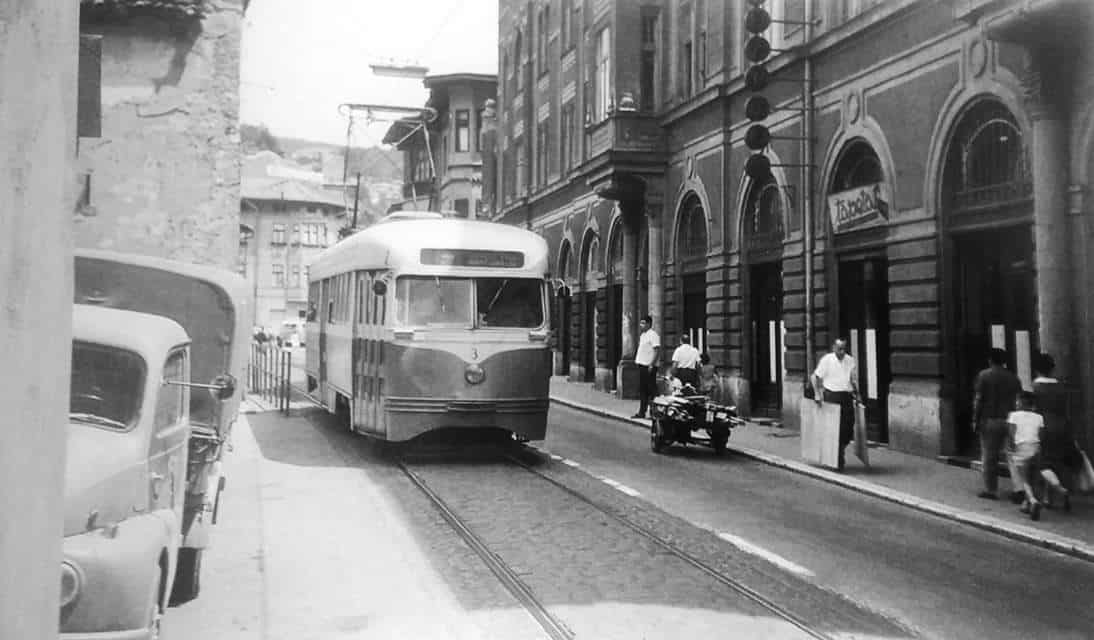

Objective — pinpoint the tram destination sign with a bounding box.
[827,182,892,234]
[420,249,525,268]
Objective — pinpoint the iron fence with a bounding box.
[248,343,292,415]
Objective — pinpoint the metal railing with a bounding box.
[248,343,292,415]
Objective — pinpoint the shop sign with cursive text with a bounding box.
[827,182,892,234]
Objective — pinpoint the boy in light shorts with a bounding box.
[1007,392,1044,521]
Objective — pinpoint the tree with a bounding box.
[240,123,283,155]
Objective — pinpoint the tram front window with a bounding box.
[476,278,545,328]
[397,277,474,327]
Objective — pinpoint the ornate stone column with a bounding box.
[1023,53,1074,380]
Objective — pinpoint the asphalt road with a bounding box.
[541,404,1094,640]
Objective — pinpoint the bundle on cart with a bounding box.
[649,379,744,455]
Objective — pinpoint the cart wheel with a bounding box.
[650,419,667,454]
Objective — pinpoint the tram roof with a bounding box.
[308,216,549,281]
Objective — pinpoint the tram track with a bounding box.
[395,442,844,640]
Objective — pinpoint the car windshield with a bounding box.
[475,278,545,328]
[395,276,545,328]
[70,341,146,430]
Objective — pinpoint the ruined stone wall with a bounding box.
[75,1,243,268]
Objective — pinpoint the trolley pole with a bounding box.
[352,172,361,229]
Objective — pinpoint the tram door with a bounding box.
[582,291,596,382]
[750,262,782,415]
[839,257,890,443]
[952,226,1036,456]
[608,284,623,389]
[319,278,329,391]
[682,273,707,353]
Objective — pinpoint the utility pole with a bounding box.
[352,172,361,229]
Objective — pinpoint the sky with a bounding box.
[241,0,499,148]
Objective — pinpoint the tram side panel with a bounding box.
[381,338,551,442]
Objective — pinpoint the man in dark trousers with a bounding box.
[973,348,1022,500]
[631,315,661,419]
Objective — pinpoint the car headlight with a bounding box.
[60,561,83,608]
[464,363,485,385]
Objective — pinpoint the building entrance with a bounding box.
[608,283,623,389]
[682,273,706,353]
[952,225,1036,455]
[749,261,782,415]
[581,291,596,382]
[838,257,890,443]
[556,290,572,376]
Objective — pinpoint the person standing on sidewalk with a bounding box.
[972,348,1022,500]
[631,315,660,419]
[811,338,859,471]
[671,334,701,390]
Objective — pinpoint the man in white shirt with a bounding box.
[812,338,859,470]
[632,314,661,419]
[671,334,701,390]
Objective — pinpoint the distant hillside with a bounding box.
[240,126,402,183]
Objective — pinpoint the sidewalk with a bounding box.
[549,376,1094,563]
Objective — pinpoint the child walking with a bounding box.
[1007,392,1044,521]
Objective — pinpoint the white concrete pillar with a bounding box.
[646,203,664,336]
[0,2,79,637]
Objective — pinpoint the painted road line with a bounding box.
[596,476,642,497]
[717,532,815,578]
[561,459,581,467]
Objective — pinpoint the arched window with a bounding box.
[607,222,625,281]
[944,100,1031,210]
[744,176,784,245]
[677,194,708,264]
[832,141,883,192]
[558,240,573,285]
[580,233,600,284]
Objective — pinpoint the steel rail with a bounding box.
[396,460,575,640]
[504,453,833,640]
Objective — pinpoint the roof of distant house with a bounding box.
[80,0,206,16]
[242,177,348,210]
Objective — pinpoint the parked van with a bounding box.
[61,304,192,638]
[74,248,248,605]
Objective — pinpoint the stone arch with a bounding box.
[923,80,1031,221]
[733,149,793,254]
[819,115,899,218]
[673,192,710,269]
[557,238,575,287]
[578,226,601,290]
[669,175,714,261]
[604,205,626,278]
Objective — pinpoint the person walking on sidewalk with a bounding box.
[1006,391,1044,520]
[1033,352,1080,510]
[671,334,701,390]
[812,338,859,471]
[631,315,661,419]
[973,348,1022,500]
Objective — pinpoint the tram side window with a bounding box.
[476,278,545,328]
[325,278,335,323]
[307,281,319,321]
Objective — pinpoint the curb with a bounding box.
[551,395,1094,564]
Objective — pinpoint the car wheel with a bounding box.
[169,548,201,606]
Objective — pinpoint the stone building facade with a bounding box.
[75,0,243,269]
[493,0,1094,460]
[384,74,498,216]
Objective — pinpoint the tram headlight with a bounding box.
[60,561,83,608]
[464,363,486,385]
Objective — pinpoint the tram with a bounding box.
[305,211,552,442]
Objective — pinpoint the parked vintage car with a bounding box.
[61,304,193,638]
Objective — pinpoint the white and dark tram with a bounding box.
[305,211,552,442]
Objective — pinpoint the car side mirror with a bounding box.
[372,280,388,296]
[210,374,236,400]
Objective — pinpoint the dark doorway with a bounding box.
[557,291,572,376]
[608,284,623,389]
[750,261,782,415]
[582,291,596,382]
[682,273,706,353]
[952,225,1036,455]
[838,257,890,443]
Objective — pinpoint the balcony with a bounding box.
[586,110,665,159]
